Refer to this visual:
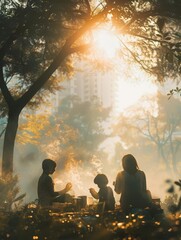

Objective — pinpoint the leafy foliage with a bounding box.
[17,113,51,145]
[0,0,181,177]
[0,0,89,109]
[0,0,92,177]
[162,178,181,214]
[105,0,181,81]
[56,96,110,163]
[0,199,180,240]
[0,175,25,211]
[167,87,181,99]
[113,92,181,174]
[16,95,110,172]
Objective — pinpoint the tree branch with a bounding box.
[0,66,15,107]
[0,6,29,62]
[128,33,181,46]
[16,7,110,110]
[0,127,6,138]
[118,38,154,74]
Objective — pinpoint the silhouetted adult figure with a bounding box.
[38,159,72,207]
[114,154,152,213]
[89,173,115,211]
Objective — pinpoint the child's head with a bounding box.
[94,174,108,188]
[42,159,56,174]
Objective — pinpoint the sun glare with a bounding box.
[115,64,158,114]
[117,78,157,111]
[91,28,120,58]
[87,24,158,115]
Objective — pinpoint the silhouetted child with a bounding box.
[89,174,115,211]
[38,159,72,207]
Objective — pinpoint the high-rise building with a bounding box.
[55,69,118,112]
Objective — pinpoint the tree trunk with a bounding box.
[2,110,19,179]
[158,143,171,173]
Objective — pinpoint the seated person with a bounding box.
[38,159,72,207]
[114,154,153,213]
[89,174,115,211]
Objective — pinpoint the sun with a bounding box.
[91,27,120,58]
[87,24,158,115]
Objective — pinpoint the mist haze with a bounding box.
[5,83,180,205]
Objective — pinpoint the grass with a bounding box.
[0,203,180,240]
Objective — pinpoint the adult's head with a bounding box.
[94,174,108,188]
[122,154,139,174]
[42,159,56,174]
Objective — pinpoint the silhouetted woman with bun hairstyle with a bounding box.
[114,154,152,213]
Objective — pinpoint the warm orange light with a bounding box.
[91,27,120,58]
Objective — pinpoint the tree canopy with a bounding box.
[1,0,181,109]
[113,92,181,175]
[0,0,181,177]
